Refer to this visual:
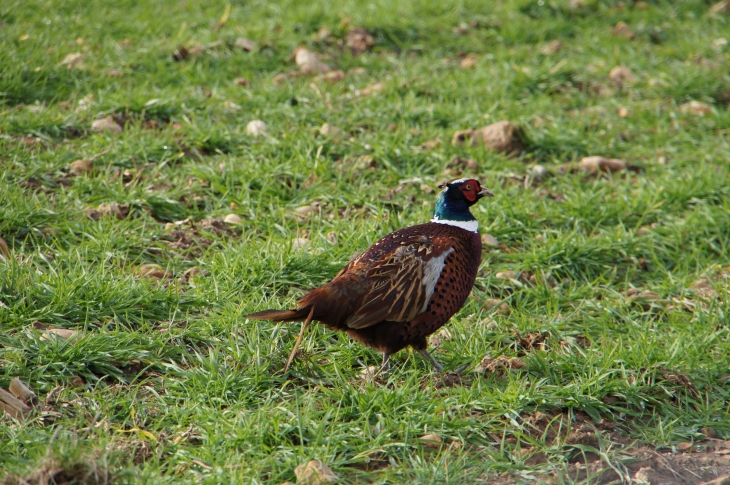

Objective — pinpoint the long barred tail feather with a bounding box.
[245,308,310,322]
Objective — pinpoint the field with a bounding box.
[2,0,730,483]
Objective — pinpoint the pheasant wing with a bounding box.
[345,235,454,329]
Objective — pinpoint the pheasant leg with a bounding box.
[284,305,316,372]
[417,349,444,372]
[380,353,391,373]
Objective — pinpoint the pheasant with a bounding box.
[246,178,494,372]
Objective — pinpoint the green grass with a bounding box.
[1,0,730,483]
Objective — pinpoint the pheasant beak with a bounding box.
[477,187,495,198]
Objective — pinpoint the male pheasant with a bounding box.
[246,178,494,372]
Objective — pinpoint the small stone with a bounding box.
[476,355,526,373]
[419,139,441,151]
[246,120,267,136]
[319,123,342,137]
[617,107,630,118]
[59,52,85,68]
[294,460,338,484]
[580,156,627,173]
[712,38,728,51]
[235,77,249,87]
[419,434,443,448]
[676,442,693,452]
[314,26,331,41]
[692,277,712,289]
[223,100,241,112]
[319,70,346,83]
[609,66,637,86]
[294,206,319,219]
[234,37,256,52]
[292,237,310,249]
[357,82,386,97]
[483,299,510,315]
[68,158,92,175]
[345,27,374,55]
[460,54,477,69]
[359,366,379,380]
[91,116,123,134]
[452,121,524,156]
[40,328,79,341]
[94,202,130,220]
[438,328,452,341]
[539,40,562,55]
[530,165,548,179]
[326,231,337,244]
[680,100,713,116]
[478,121,525,155]
[495,270,516,280]
[293,47,332,74]
[136,264,171,279]
[633,466,656,485]
[223,214,242,225]
[611,21,635,40]
[481,234,499,247]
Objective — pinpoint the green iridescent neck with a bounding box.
[431,191,476,222]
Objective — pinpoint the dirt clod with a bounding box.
[580,156,627,173]
[91,116,122,134]
[59,53,85,69]
[294,460,338,484]
[681,101,714,116]
[633,466,656,484]
[246,120,267,136]
[540,40,562,55]
[476,355,525,373]
[419,434,443,448]
[483,298,510,315]
[68,158,92,175]
[612,21,635,39]
[293,47,332,74]
[481,234,499,247]
[87,203,130,221]
[452,121,524,156]
[345,27,374,55]
[234,37,256,52]
[609,66,637,86]
[223,213,242,225]
[136,264,171,279]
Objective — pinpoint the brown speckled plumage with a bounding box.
[247,178,493,371]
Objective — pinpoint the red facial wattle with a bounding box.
[460,180,480,202]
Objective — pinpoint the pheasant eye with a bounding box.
[465,184,473,190]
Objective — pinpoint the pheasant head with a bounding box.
[431,178,494,232]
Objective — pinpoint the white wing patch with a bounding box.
[431,217,479,233]
[421,247,454,312]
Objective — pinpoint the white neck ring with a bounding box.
[430,216,478,233]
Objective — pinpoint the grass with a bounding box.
[1,0,730,483]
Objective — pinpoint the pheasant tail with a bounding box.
[246,308,310,322]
